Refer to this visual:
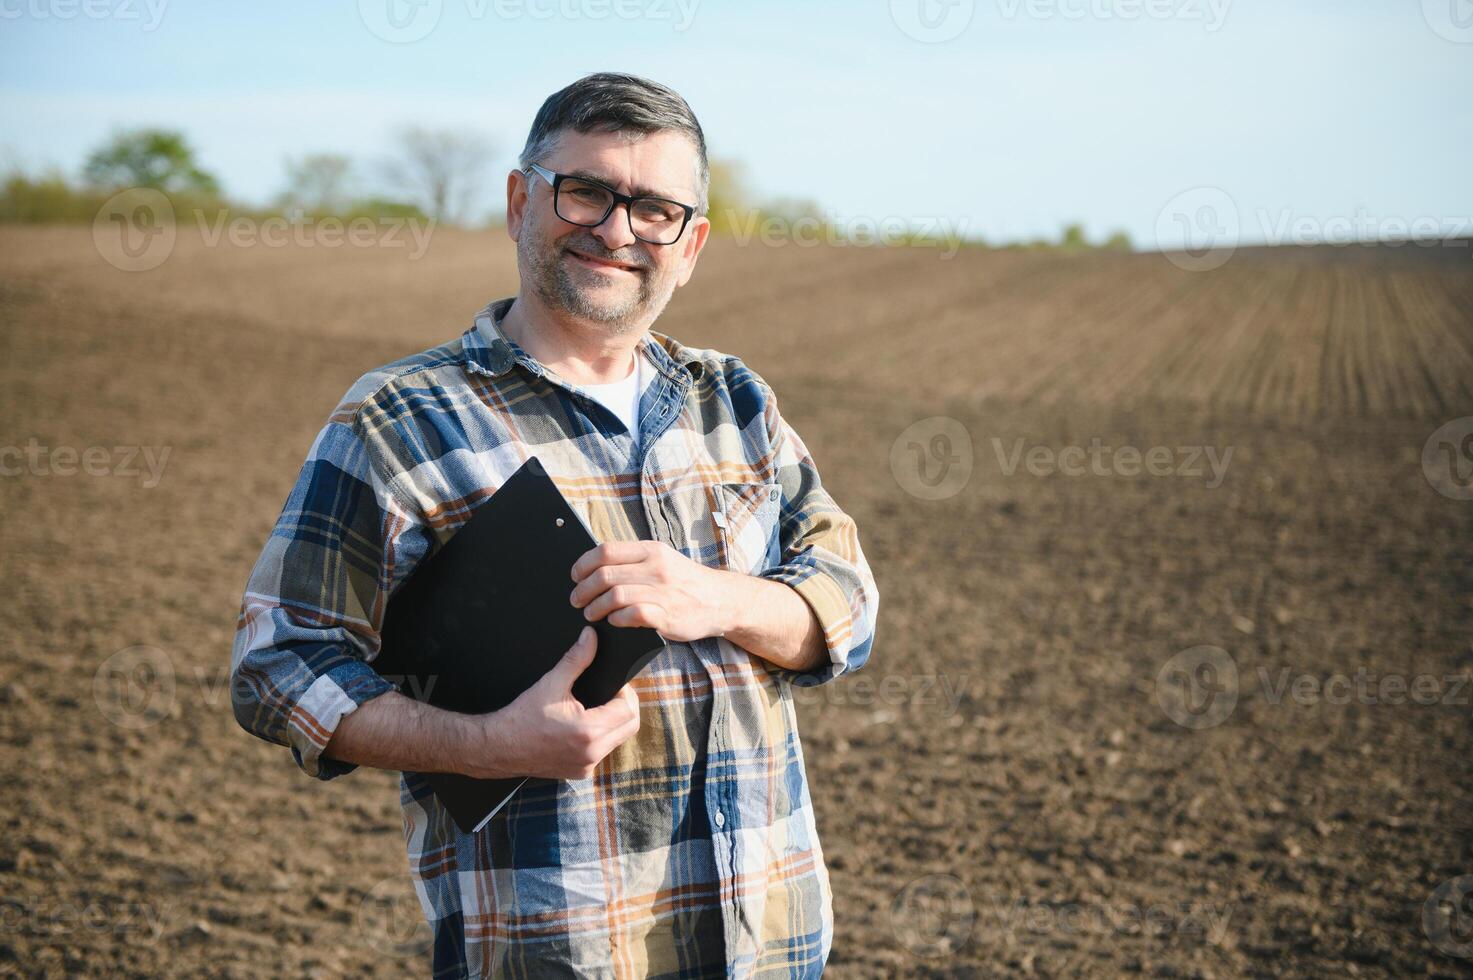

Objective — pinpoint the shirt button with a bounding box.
[714,808,725,828]
[768,486,780,502]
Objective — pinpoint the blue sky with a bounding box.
[2,0,1469,249]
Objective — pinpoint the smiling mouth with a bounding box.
[565,248,644,274]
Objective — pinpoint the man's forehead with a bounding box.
[545,129,698,200]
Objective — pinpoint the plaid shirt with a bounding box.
[230,296,880,979]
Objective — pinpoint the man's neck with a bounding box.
[498,292,643,386]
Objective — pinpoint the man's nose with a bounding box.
[589,200,639,252]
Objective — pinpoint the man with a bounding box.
[230,72,879,979]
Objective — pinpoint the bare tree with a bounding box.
[381,127,495,225]
[279,153,354,213]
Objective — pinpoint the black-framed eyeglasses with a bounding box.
[524,162,696,246]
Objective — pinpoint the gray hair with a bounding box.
[518,72,710,216]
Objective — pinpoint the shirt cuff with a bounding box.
[279,652,397,781]
[756,564,862,688]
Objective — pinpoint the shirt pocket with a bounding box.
[712,480,783,575]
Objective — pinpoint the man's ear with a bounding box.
[505,169,529,241]
[674,216,711,288]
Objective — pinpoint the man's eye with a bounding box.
[634,201,681,223]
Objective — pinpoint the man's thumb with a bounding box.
[550,625,597,689]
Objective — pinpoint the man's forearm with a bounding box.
[716,571,830,673]
[322,690,511,779]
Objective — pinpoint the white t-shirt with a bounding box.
[579,349,652,447]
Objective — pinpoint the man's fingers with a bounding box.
[591,697,642,757]
[607,602,662,630]
[570,540,652,582]
[570,563,660,609]
[582,584,661,624]
[546,625,597,690]
[584,682,640,728]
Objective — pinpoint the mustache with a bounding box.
[562,237,649,271]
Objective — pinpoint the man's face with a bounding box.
[508,128,710,337]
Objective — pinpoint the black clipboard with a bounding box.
[373,455,666,833]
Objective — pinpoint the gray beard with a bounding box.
[521,229,676,335]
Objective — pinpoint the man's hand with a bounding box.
[469,625,641,781]
[323,625,641,781]
[569,540,734,642]
[569,540,831,674]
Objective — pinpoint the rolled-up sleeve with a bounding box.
[229,407,430,780]
[749,372,880,688]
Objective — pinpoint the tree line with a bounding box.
[1,126,1131,251]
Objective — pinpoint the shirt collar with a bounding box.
[461,296,705,386]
